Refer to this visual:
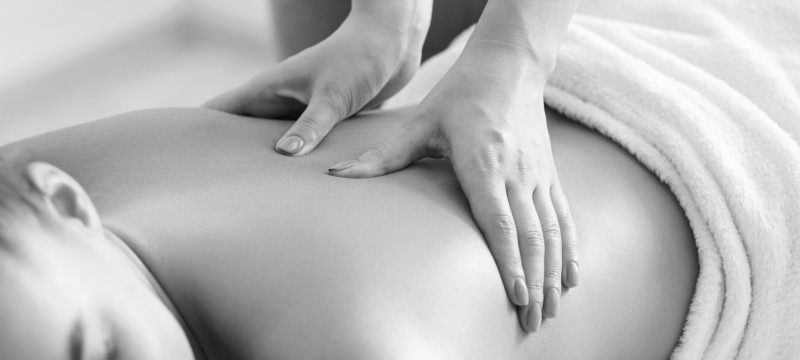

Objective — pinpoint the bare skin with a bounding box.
[210,0,585,327]
[1,106,697,359]
[268,0,488,64]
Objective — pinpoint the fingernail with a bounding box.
[528,302,542,332]
[567,261,580,287]
[328,160,359,172]
[277,136,304,155]
[514,277,529,306]
[543,288,560,318]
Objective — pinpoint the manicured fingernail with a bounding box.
[328,160,359,172]
[277,136,304,155]
[567,261,580,287]
[528,302,542,332]
[514,277,529,306]
[544,288,560,318]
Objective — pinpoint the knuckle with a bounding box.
[473,148,504,178]
[559,210,576,230]
[317,86,351,117]
[468,142,530,181]
[545,267,562,281]
[527,279,544,293]
[491,213,517,237]
[564,240,579,254]
[542,219,562,241]
[296,115,326,136]
[501,256,523,272]
[515,154,532,181]
[366,143,390,160]
[521,225,545,250]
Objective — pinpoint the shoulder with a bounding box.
[0,107,244,168]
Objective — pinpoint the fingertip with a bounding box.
[513,277,530,306]
[202,94,232,113]
[328,160,359,173]
[518,305,531,332]
[201,97,219,110]
[327,159,381,178]
[202,86,250,115]
[329,140,416,179]
[528,302,542,332]
[543,288,560,318]
[276,135,305,156]
[566,261,579,288]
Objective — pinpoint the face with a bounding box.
[0,162,195,360]
[0,218,196,360]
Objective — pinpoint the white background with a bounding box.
[0,0,278,145]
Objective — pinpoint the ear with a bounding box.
[25,162,102,233]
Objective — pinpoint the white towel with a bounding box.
[386,1,800,358]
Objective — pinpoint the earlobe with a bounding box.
[25,162,102,232]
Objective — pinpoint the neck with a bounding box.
[103,227,207,360]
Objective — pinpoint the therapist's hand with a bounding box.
[203,10,429,156]
[327,40,579,332]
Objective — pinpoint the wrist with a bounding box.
[350,0,426,25]
[348,0,432,54]
[460,39,553,88]
[469,0,580,78]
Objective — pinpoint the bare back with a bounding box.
[1,107,697,359]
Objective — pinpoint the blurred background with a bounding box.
[0,0,277,145]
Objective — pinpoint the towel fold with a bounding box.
[386,1,800,358]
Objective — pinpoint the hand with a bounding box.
[203,10,429,156]
[327,40,579,332]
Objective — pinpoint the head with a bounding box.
[0,158,195,360]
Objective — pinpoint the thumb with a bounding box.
[203,86,249,115]
[204,72,307,118]
[275,91,347,156]
[328,120,443,178]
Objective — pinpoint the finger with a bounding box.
[552,183,579,288]
[534,187,562,318]
[275,91,346,156]
[203,86,249,115]
[204,71,305,118]
[508,185,544,332]
[327,120,438,178]
[461,176,529,307]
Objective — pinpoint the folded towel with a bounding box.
[386,1,800,358]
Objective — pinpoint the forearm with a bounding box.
[270,0,350,59]
[269,0,432,59]
[349,0,433,48]
[469,0,581,76]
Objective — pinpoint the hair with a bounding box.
[0,154,44,253]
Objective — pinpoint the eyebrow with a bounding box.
[68,317,84,360]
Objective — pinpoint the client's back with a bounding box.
[0,107,697,360]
